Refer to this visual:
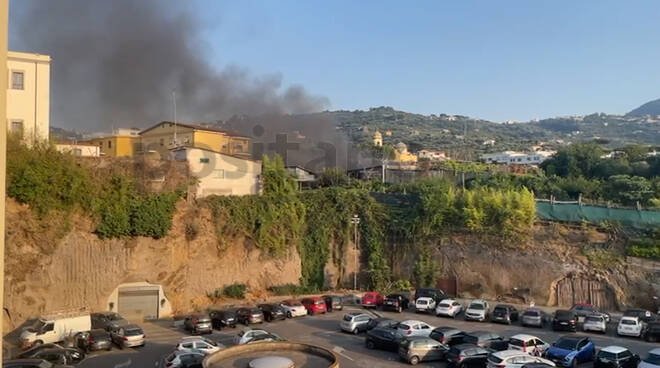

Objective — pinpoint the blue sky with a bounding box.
[191,0,660,122]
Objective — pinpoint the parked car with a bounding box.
[245,333,285,344]
[570,304,610,323]
[520,364,555,368]
[593,346,639,368]
[340,312,371,334]
[17,348,84,366]
[551,310,577,332]
[86,329,112,351]
[20,314,91,349]
[365,317,399,331]
[110,324,145,349]
[183,314,212,334]
[234,328,269,345]
[582,314,607,333]
[3,360,73,368]
[361,292,384,308]
[414,288,447,304]
[175,336,224,355]
[462,331,503,349]
[429,327,466,346]
[322,295,343,312]
[465,300,490,322]
[383,293,410,313]
[415,297,436,313]
[643,321,660,342]
[209,309,237,329]
[90,312,129,332]
[16,345,64,359]
[300,297,327,315]
[623,308,656,323]
[365,327,404,351]
[544,336,594,368]
[639,348,660,368]
[257,304,286,322]
[396,320,435,337]
[436,299,463,318]
[508,334,550,356]
[279,299,307,318]
[487,350,555,368]
[161,350,205,368]
[398,336,449,365]
[617,316,644,337]
[446,343,490,368]
[236,307,264,325]
[491,304,519,324]
[521,308,546,328]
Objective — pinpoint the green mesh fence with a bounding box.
[536,201,660,229]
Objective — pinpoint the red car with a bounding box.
[301,297,327,315]
[361,292,384,308]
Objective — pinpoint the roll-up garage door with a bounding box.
[118,289,159,321]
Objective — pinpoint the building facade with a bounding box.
[6,51,50,144]
[55,142,100,157]
[480,150,555,165]
[418,149,448,161]
[81,128,141,157]
[140,121,251,157]
[393,142,418,163]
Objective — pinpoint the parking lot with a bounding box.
[75,304,659,368]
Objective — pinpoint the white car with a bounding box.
[508,334,550,356]
[415,297,436,313]
[234,328,269,345]
[582,314,607,333]
[617,316,644,337]
[487,350,555,368]
[396,320,434,337]
[175,336,224,355]
[465,299,490,322]
[436,299,463,318]
[279,300,307,318]
[639,348,660,368]
[162,350,205,368]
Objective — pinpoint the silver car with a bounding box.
[521,308,544,328]
[340,312,371,334]
[583,314,607,333]
[111,324,145,348]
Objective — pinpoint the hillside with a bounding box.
[627,98,660,117]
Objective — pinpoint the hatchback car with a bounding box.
[429,327,466,345]
[111,324,145,349]
[508,334,550,356]
[161,350,205,368]
[365,327,404,351]
[396,320,434,337]
[593,346,639,368]
[624,308,656,323]
[398,336,448,365]
[234,328,269,345]
[639,348,660,368]
[340,312,371,334]
[175,336,224,355]
[582,314,607,333]
[617,316,644,337]
[544,336,594,368]
[2,359,73,368]
[465,300,490,322]
[322,295,343,312]
[446,343,490,368]
[87,329,112,351]
[209,309,237,329]
[90,312,129,332]
[551,310,577,332]
[491,304,519,324]
[643,321,660,342]
[364,317,399,331]
[415,297,436,313]
[383,293,410,313]
[245,333,284,344]
[487,350,555,368]
[570,304,610,323]
[414,288,447,303]
[183,314,212,334]
[279,299,307,318]
[300,297,327,315]
[361,292,384,308]
[236,307,264,325]
[521,308,545,328]
[462,331,503,349]
[257,304,286,322]
[436,299,463,318]
[17,348,84,366]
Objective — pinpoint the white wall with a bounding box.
[106,281,172,319]
[55,143,100,157]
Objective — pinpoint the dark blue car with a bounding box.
[544,336,595,368]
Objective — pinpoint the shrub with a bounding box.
[223,283,247,299]
[583,248,622,268]
[627,237,660,260]
[267,283,315,296]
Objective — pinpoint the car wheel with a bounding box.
[409,356,420,365]
[33,340,43,347]
[366,340,375,349]
[352,328,359,335]
[398,306,402,313]
[287,312,292,318]
[106,346,112,351]
[571,358,577,368]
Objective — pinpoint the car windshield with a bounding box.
[197,317,211,323]
[363,294,374,299]
[598,351,619,361]
[439,303,450,308]
[463,335,479,344]
[418,300,428,305]
[90,330,109,338]
[644,353,660,365]
[202,338,217,346]
[488,353,504,363]
[509,338,524,347]
[469,303,484,310]
[553,338,578,350]
[250,309,261,314]
[398,323,411,330]
[343,315,354,322]
[125,328,143,336]
[586,316,603,322]
[494,307,506,312]
[621,319,636,325]
[314,300,324,305]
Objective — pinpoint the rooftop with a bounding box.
[600,346,628,354]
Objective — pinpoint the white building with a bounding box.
[55,142,100,157]
[480,150,555,165]
[418,149,449,161]
[6,51,51,144]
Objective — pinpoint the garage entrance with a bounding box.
[118,287,159,321]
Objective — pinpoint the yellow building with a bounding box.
[393,142,418,163]
[6,51,50,144]
[139,121,250,156]
[372,130,383,147]
[82,128,140,157]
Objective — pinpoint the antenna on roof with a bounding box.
[172,89,178,147]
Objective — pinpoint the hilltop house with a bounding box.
[417,149,449,161]
[480,150,555,165]
[393,142,418,163]
[81,128,141,157]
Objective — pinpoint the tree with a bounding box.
[602,175,653,206]
[540,143,604,177]
[621,144,650,163]
[318,168,349,187]
[262,154,297,195]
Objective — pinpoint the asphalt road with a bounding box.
[77,306,659,368]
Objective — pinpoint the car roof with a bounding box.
[620,316,639,321]
[453,343,479,350]
[470,299,487,303]
[649,348,660,354]
[493,350,527,358]
[439,298,457,303]
[585,314,605,319]
[435,326,462,332]
[181,336,211,341]
[400,320,425,325]
[124,324,141,329]
[524,308,542,312]
[466,330,491,337]
[557,336,583,343]
[417,296,434,300]
[600,346,628,354]
[407,336,432,341]
[346,312,368,317]
[510,334,538,341]
[495,304,514,308]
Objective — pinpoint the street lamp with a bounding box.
[350,214,360,290]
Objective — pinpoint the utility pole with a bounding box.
[172,90,177,147]
[0,0,8,361]
[350,214,360,290]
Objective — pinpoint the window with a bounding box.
[182,343,193,349]
[99,141,103,147]
[200,158,210,163]
[160,138,164,146]
[10,120,23,138]
[73,148,82,156]
[108,140,112,148]
[11,71,24,89]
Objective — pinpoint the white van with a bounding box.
[20,311,91,348]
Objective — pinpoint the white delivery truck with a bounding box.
[20,310,91,348]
